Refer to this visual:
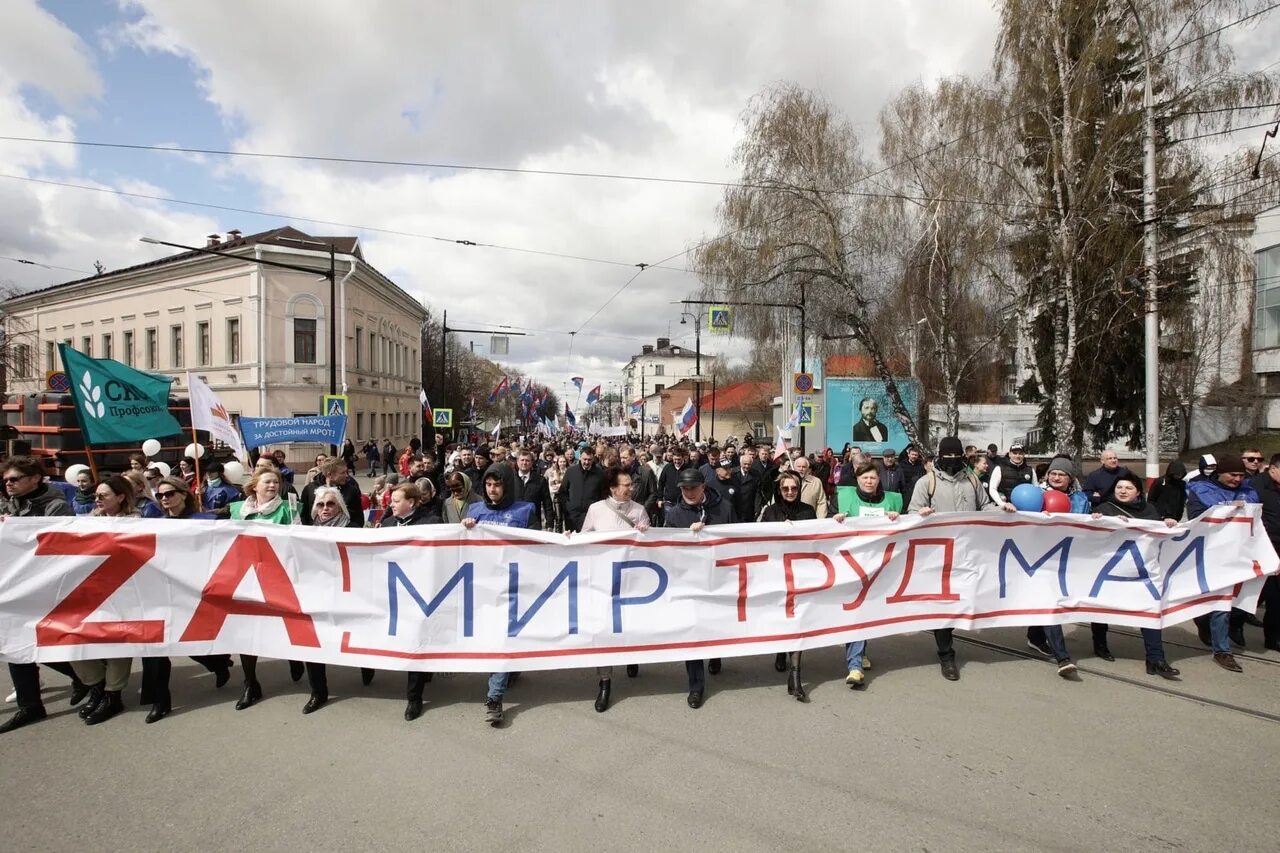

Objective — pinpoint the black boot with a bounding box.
[213,658,233,689]
[0,705,47,734]
[68,677,91,707]
[787,667,809,703]
[625,664,639,678]
[235,680,263,711]
[404,697,424,721]
[708,658,722,675]
[594,678,611,713]
[773,653,788,672]
[144,694,170,724]
[301,691,328,715]
[289,660,305,682]
[78,683,106,721]
[85,690,124,725]
[361,668,376,686]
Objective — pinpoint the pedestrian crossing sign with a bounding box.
[433,408,453,428]
[708,305,732,333]
[798,402,815,426]
[322,394,348,417]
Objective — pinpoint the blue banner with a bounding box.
[239,415,346,448]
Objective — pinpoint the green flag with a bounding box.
[58,343,183,445]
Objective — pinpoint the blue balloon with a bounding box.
[1010,483,1044,512]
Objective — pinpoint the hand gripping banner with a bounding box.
[0,507,1274,672]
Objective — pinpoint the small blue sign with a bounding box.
[239,415,347,448]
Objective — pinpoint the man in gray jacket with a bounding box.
[907,436,1015,681]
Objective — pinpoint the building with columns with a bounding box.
[1,227,427,456]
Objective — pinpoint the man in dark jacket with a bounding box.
[1083,450,1131,506]
[1147,460,1187,522]
[621,446,658,520]
[300,458,364,527]
[665,467,737,709]
[1251,453,1280,652]
[658,445,697,508]
[558,446,606,532]
[512,450,552,528]
[1,457,89,734]
[878,449,906,498]
[462,463,540,726]
[898,444,926,499]
[735,451,761,521]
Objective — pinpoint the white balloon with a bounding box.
[64,464,89,484]
[150,461,171,478]
[141,439,162,457]
[223,460,246,485]
[184,443,206,459]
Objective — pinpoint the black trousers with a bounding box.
[1263,576,1280,644]
[139,654,233,705]
[934,628,955,661]
[685,660,705,692]
[6,661,82,711]
[407,671,434,701]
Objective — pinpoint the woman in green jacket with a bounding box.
[228,469,299,709]
[834,462,902,689]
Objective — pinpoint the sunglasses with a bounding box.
[316,501,339,508]
[155,490,179,499]
[94,493,115,501]
[1243,456,1263,462]
[3,475,31,484]
[779,485,800,492]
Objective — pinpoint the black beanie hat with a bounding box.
[938,437,964,456]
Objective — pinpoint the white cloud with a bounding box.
[0,0,102,106]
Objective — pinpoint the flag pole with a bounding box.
[57,342,100,485]
[186,375,203,510]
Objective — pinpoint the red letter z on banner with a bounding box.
[34,532,164,645]
[179,534,320,647]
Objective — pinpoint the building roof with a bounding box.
[824,353,909,377]
[698,380,776,412]
[4,226,365,302]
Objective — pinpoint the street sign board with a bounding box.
[46,370,71,393]
[433,408,454,428]
[322,394,348,417]
[793,372,815,395]
[708,306,732,333]
[797,401,815,426]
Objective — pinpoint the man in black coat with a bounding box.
[558,446,607,532]
[300,458,365,527]
[734,451,761,522]
[512,449,552,528]
[898,444,926,499]
[1251,455,1280,651]
[621,446,658,519]
[658,445,697,507]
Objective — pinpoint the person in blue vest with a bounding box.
[200,461,243,519]
[461,463,540,726]
[1186,453,1258,672]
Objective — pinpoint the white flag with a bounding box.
[186,372,248,464]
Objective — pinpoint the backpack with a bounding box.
[925,469,983,507]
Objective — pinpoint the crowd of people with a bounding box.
[2,430,1277,732]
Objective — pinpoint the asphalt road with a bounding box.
[2,622,1278,852]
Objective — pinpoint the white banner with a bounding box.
[0,508,1273,672]
[186,372,248,464]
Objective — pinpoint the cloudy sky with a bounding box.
[0,1,1271,398]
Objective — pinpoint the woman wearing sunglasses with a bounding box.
[759,470,849,702]
[139,476,233,724]
[226,469,305,710]
[69,476,142,725]
[441,471,473,524]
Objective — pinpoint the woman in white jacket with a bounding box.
[577,467,650,712]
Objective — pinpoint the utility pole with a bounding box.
[1126,0,1160,480]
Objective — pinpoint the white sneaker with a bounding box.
[3,688,15,703]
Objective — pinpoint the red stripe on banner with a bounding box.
[338,594,1234,661]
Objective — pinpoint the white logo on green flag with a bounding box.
[59,344,183,446]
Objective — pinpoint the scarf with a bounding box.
[241,494,284,520]
[773,496,810,521]
[314,511,348,528]
[856,484,886,504]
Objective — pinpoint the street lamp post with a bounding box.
[439,310,527,440]
[680,311,702,441]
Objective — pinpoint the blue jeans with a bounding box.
[487,672,509,701]
[1140,628,1165,661]
[1209,611,1230,654]
[844,640,867,673]
[1044,625,1069,661]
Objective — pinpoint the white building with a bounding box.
[621,337,716,405]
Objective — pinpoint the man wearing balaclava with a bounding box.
[907,436,1014,681]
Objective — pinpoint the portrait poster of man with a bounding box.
[824,377,920,454]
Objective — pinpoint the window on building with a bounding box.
[654,383,665,393]
[1255,244,1280,350]
[226,318,240,364]
[356,412,364,438]
[15,344,31,377]
[369,332,377,372]
[123,330,135,367]
[197,321,211,366]
[81,336,92,356]
[45,341,55,372]
[652,364,665,376]
[170,324,184,368]
[294,318,317,364]
[145,328,158,369]
[355,326,363,369]
[381,413,388,436]
[752,422,766,438]
[101,333,113,361]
